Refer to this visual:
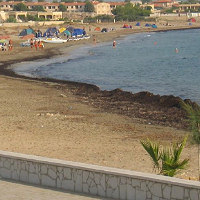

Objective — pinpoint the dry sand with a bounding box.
[0,20,200,180]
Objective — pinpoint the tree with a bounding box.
[38,0,45,2]
[32,5,45,11]
[6,16,17,23]
[182,102,200,180]
[59,4,67,12]
[141,136,189,177]
[84,1,95,12]
[142,0,151,4]
[13,3,28,11]
[112,3,151,22]
[61,0,74,2]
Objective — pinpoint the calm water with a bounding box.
[13,29,200,103]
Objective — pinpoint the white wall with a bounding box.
[0,150,199,200]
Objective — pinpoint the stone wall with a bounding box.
[0,150,199,200]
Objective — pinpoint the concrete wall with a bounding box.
[0,150,199,200]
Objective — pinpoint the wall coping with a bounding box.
[0,150,200,189]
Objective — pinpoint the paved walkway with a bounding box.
[0,179,110,200]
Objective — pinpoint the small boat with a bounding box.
[43,37,68,44]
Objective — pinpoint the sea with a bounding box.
[13,28,200,103]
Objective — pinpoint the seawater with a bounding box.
[13,29,200,103]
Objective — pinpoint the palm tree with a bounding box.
[141,136,189,177]
[141,139,160,172]
[182,102,200,180]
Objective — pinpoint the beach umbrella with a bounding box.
[59,27,66,33]
[63,30,71,36]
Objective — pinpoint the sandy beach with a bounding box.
[0,20,200,180]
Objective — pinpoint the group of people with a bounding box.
[30,39,44,50]
[1,39,13,51]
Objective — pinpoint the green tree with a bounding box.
[112,3,150,22]
[59,4,67,12]
[13,3,28,11]
[38,0,45,2]
[61,0,74,2]
[182,102,200,180]
[32,5,45,11]
[95,15,113,22]
[142,0,151,4]
[84,1,95,12]
[6,16,17,23]
[141,136,189,177]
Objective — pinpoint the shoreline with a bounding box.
[0,23,200,179]
[1,25,200,130]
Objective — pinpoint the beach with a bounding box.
[0,20,200,180]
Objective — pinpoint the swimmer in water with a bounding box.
[113,40,116,48]
[175,48,179,53]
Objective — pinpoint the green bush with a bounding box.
[6,16,17,23]
[141,136,189,177]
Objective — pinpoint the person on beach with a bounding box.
[30,38,34,48]
[34,40,38,51]
[38,40,44,49]
[93,35,96,45]
[8,39,13,51]
[113,40,116,48]
[1,43,7,51]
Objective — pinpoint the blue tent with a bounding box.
[145,23,151,27]
[152,24,157,28]
[135,22,140,26]
[19,28,35,37]
[43,27,59,37]
[72,29,85,37]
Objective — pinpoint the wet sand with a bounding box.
[0,21,200,180]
